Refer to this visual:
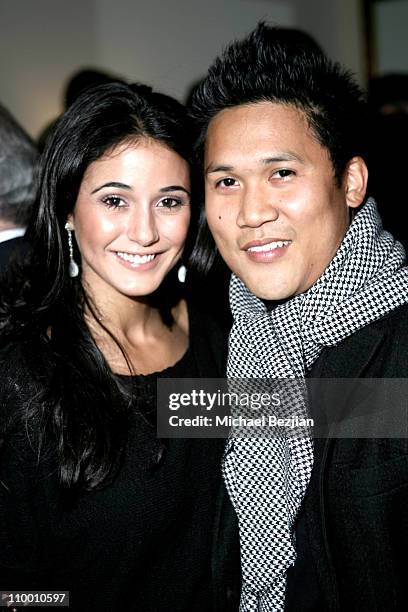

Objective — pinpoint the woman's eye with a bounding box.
[272,169,295,179]
[216,177,239,188]
[102,195,125,209]
[157,197,183,209]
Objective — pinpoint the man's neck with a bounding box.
[0,220,19,232]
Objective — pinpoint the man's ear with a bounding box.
[344,156,368,209]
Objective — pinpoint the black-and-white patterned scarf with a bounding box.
[223,198,408,611]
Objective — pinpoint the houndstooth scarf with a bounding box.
[223,198,408,611]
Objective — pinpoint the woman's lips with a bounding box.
[114,250,162,270]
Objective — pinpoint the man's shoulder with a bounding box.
[312,302,408,378]
[0,236,27,266]
[343,301,408,345]
[0,235,23,249]
[365,301,408,347]
[380,300,408,328]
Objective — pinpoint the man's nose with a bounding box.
[127,206,159,246]
[236,183,279,228]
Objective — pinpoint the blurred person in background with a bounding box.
[0,82,239,611]
[0,102,38,271]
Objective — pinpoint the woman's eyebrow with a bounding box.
[159,185,191,196]
[91,181,132,194]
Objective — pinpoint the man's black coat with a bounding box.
[284,302,408,611]
[0,236,26,273]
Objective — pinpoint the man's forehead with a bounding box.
[204,101,318,168]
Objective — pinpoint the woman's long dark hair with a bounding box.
[0,82,194,494]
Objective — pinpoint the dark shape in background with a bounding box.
[367,73,408,252]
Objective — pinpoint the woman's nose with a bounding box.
[126,207,159,246]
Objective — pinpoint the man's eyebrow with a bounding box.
[205,164,234,175]
[205,153,303,175]
[159,185,191,196]
[261,153,303,164]
[91,181,132,194]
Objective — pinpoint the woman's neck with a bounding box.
[83,283,188,375]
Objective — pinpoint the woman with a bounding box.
[0,83,239,611]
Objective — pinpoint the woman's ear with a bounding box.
[344,156,368,209]
[65,213,75,230]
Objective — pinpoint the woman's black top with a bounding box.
[0,306,240,611]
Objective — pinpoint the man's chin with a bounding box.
[239,276,295,302]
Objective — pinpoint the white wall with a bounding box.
[291,0,365,84]
[94,0,294,102]
[0,0,98,137]
[0,0,365,139]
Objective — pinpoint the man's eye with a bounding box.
[157,197,183,209]
[216,177,239,188]
[272,169,295,179]
[102,195,125,209]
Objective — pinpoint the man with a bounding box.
[0,103,37,272]
[190,24,408,612]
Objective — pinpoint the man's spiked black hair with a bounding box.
[190,22,367,184]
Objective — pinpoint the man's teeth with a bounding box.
[247,240,291,252]
[116,252,156,265]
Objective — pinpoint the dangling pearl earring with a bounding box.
[64,222,79,278]
[178,265,187,283]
